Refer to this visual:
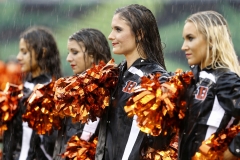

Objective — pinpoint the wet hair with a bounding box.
[20,26,62,79]
[69,28,112,64]
[115,4,166,69]
[186,11,240,76]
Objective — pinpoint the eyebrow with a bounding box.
[112,25,122,29]
[20,47,27,51]
[183,33,194,37]
[69,47,78,51]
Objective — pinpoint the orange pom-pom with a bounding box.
[0,60,23,134]
[193,125,240,160]
[54,59,118,123]
[22,81,61,134]
[124,70,193,136]
[61,135,98,160]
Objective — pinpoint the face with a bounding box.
[17,38,41,77]
[108,14,138,56]
[67,40,93,74]
[182,22,209,69]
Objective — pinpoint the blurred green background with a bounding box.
[0,0,240,76]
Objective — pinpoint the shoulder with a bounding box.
[139,59,167,74]
[32,74,52,85]
[199,67,237,83]
[215,68,239,85]
[214,69,240,97]
[139,60,170,83]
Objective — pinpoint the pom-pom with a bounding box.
[124,69,193,136]
[192,125,240,160]
[61,135,98,160]
[0,60,22,90]
[0,60,22,134]
[143,134,179,160]
[22,81,61,134]
[54,59,118,123]
[143,147,177,160]
[0,83,23,133]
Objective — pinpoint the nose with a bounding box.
[66,53,72,62]
[181,41,188,51]
[16,52,22,61]
[108,31,114,41]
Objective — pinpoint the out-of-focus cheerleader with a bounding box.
[52,28,112,160]
[2,26,62,160]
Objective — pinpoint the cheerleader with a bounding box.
[52,28,112,160]
[96,4,171,160]
[2,26,62,160]
[180,11,240,160]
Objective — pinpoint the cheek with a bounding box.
[22,61,31,72]
[74,58,86,72]
[76,54,85,65]
[118,33,129,43]
[192,51,204,65]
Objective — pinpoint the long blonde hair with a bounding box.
[186,11,240,76]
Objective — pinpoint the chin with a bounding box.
[187,61,194,66]
[112,49,120,55]
[113,51,122,55]
[21,68,27,73]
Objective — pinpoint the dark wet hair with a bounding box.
[20,26,62,79]
[69,28,112,64]
[115,4,166,69]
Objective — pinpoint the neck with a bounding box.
[124,49,143,68]
[200,61,211,70]
[125,55,141,69]
[31,67,42,78]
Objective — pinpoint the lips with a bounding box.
[185,53,191,58]
[19,63,24,67]
[70,64,76,68]
[112,43,118,47]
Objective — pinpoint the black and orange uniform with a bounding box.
[3,74,56,160]
[96,58,171,160]
[178,65,240,160]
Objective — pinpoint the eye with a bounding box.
[72,51,78,55]
[115,27,122,32]
[187,35,194,41]
[69,49,78,55]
